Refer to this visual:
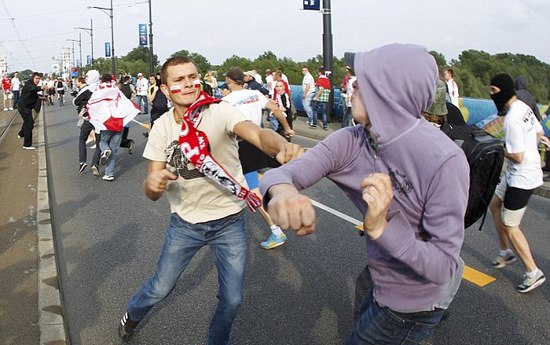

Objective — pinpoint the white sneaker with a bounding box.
[517,270,546,293]
[102,175,114,181]
[492,254,517,268]
[22,146,37,150]
[3,108,7,111]
[9,107,13,110]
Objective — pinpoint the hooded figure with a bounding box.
[260,43,470,343]
[514,76,541,121]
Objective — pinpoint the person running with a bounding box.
[222,67,294,250]
[74,71,102,175]
[117,56,302,343]
[17,72,44,150]
[488,73,546,293]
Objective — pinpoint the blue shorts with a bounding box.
[244,171,259,190]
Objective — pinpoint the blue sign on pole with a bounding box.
[105,42,111,57]
[303,0,320,11]
[87,55,92,65]
[139,24,148,46]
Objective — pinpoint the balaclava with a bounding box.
[490,73,515,115]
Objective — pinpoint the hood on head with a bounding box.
[346,43,438,143]
[514,76,528,91]
[86,70,100,92]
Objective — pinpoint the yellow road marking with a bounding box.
[355,225,496,287]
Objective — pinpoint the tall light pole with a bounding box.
[75,19,94,65]
[89,0,115,75]
[67,34,82,70]
[322,0,334,122]
[148,0,154,75]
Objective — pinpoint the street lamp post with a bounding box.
[89,0,115,75]
[148,0,154,75]
[67,34,82,70]
[75,19,94,65]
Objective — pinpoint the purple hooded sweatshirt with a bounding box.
[259,44,469,313]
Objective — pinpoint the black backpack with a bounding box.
[441,123,505,230]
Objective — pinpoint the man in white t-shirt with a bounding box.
[488,73,546,293]
[301,67,315,126]
[444,68,460,108]
[223,67,293,249]
[117,57,302,343]
[135,72,149,114]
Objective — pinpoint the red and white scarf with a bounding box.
[178,91,262,211]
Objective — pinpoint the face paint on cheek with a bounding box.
[193,80,201,89]
[170,85,182,94]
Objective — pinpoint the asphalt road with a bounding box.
[44,102,550,345]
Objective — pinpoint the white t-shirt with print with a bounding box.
[143,103,248,224]
[504,100,543,190]
[222,89,268,126]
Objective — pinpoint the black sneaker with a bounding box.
[79,162,87,174]
[128,140,136,154]
[118,312,139,342]
[100,149,111,165]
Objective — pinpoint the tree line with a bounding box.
[18,46,550,105]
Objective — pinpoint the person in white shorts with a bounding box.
[488,73,546,293]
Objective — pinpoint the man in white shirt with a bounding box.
[11,72,21,108]
[301,67,315,126]
[135,72,149,114]
[444,68,460,108]
[488,73,546,293]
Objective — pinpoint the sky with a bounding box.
[1,0,550,74]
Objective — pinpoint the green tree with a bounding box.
[168,50,211,75]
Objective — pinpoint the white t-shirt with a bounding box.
[265,75,274,96]
[345,76,356,107]
[11,77,20,91]
[143,103,248,224]
[302,73,315,95]
[136,77,149,96]
[222,89,268,126]
[504,100,543,189]
[446,79,459,107]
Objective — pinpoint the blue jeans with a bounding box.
[342,106,353,128]
[302,92,315,125]
[313,101,328,127]
[346,290,445,345]
[99,130,122,176]
[137,95,148,113]
[127,211,247,345]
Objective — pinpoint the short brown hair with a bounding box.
[161,56,194,85]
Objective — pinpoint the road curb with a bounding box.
[36,107,68,345]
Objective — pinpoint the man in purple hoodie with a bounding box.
[259,44,470,344]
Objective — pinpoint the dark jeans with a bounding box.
[312,100,328,127]
[79,120,101,165]
[120,126,133,148]
[18,107,34,147]
[347,289,445,345]
[13,90,20,108]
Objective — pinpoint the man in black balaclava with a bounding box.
[490,73,516,116]
[488,72,546,294]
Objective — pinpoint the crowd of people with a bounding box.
[3,42,549,344]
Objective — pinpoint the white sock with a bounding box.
[270,224,283,237]
[499,248,513,257]
[525,268,540,278]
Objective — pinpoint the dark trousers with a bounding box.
[79,121,101,165]
[120,126,132,148]
[13,90,20,108]
[18,107,34,147]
